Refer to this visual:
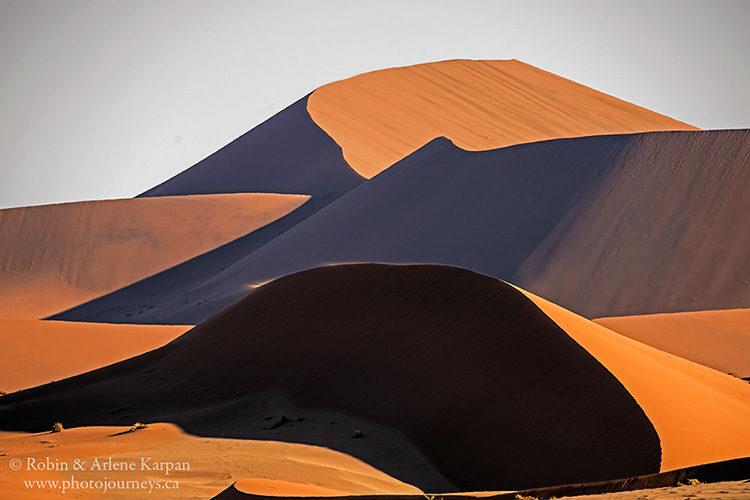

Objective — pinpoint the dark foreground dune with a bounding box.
[0,264,661,491]
[61,129,750,323]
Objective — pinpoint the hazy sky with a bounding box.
[1,0,748,208]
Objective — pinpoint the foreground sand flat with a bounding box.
[0,319,190,393]
[0,423,420,499]
[0,193,309,319]
[308,59,697,177]
[518,289,750,471]
[594,309,750,377]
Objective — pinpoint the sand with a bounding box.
[594,309,750,377]
[0,318,190,394]
[91,130,750,324]
[518,288,750,471]
[0,193,308,319]
[0,423,420,499]
[307,59,697,177]
[0,264,664,491]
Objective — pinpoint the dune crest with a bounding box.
[517,288,750,471]
[0,193,308,318]
[594,309,750,377]
[308,59,697,177]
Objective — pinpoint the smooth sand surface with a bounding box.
[518,289,750,472]
[0,318,190,394]
[0,264,662,491]
[0,193,308,319]
[0,423,420,499]
[112,130,750,324]
[594,309,750,377]
[308,59,697,178]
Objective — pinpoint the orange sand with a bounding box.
[0,318,190,393]
[0,193,308,319]
[307,59,697,177]
[0,423,420,499]
[594,309,750,377]
[517,288,750,471]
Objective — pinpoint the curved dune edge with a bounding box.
[0,193,309,319]
[516,288,750,471]
[594,309,750,377]
[0,318,191,393]
[0,264,661,491]
[0,423,421,499]
[307,59,697,178]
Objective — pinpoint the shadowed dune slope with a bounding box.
[0,318,190,393]
[0,193,308,319]
[0,265,661,491]
[0,423,420,499]
[82,129,749,324]
[307,59,698,178]
[594,309,750,377]
[519,290,750,472]
[140,95,363,198]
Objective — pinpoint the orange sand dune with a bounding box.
[0,423,420,499]
[0,193,308,319]
[0,318,190,393]
[307,59,697,177]
[594,309,750,377]
[518,289,750,471]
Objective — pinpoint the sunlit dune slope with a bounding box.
[0,423,419,499]
[94,129,750,324]
[595,309,750,378]
[518,289,750,472]
[308,59,697,177]
[0,318,190,393]
[0,193,308,318]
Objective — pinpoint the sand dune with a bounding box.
[518,289,750,471]
[0,264,665,491]
[0,423,419,499]
[594,309,750,377]
[307,59,697,177]
[140,96,362,198]
[0,193,307,319]
[63,129,750,324]
[0,318,189,394]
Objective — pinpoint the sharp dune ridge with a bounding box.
[307,59,698,177]
[59,129,750,323]
[0,264,663,491]
[1,57,748,500]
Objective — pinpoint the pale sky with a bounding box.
[1,0,748,208]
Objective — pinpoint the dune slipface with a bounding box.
[140,95,363,198]
[69,129,749,323]
[0,193,308,319]
[517,290,750,472]
[594,309,750,377]
[307,59,697,178]
[0,265,661,491]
